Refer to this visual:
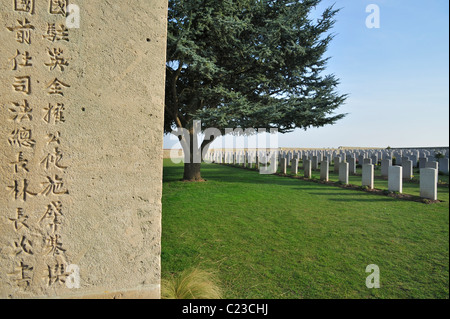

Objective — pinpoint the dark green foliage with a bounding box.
[165,0,347,134]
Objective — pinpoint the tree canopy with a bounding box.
[165,0,347,180]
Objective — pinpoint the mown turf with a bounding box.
[162,160,449,299]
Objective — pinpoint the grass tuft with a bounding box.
[161,268,223,299]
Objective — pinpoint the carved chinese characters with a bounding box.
[2,0,72,293]
[2,0,167,299]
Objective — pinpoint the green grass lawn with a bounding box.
[162,159,449,299]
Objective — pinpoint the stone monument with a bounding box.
[1,0,168,299]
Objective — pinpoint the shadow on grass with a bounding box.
[301,191,397,202]
[164,163,312,187]
[306,192,377,196]
[163,163,447,203]
[326,198,395,202]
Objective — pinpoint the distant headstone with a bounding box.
[438,158,449,175]
[358,155,365,166]
[410,155,418,168]
[312,156,319,170]
[349,157,356,175]
[425,161,439,170]
[248,155,254,168]
[320,160,329,181]
[304,159,312,178]
[334,157,341,173]
[362,164,374,189]
[339,162,349,185]
[419,157,428,169]
[291,158,299,175]
[280,158,287,174]
[371,155,378,166]
[381,159,392,178]
[402,160,413,180]
[420,168,438,201]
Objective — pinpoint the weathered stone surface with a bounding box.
[1,0,167,299]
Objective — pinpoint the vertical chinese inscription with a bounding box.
[3,0,167,299]
[2,0,72,293]
[40,0,72,289]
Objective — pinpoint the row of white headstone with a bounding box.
[206,147,449,175]
[278,158,438,200]
[206,148,448,201]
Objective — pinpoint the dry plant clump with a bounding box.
[161,268,223,299]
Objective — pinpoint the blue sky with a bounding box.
[164,0,449,149]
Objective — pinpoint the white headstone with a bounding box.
[381,159,392,178]
[339,162,349,185]
[388,166,403,193]
[280,158,287,174]
[402,160,413,180]
[420,168,438,201]
[304,159,312,178]
[320,160,329,181]
[362,164,374,189]
[291,158,299,175]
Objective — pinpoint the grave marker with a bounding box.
[362,164,374,189]
[420,168,438,201]
[388,166,403,193]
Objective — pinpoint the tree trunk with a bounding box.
[180,128,206,182]
[183,162,203,181]
[178,122,216,182]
